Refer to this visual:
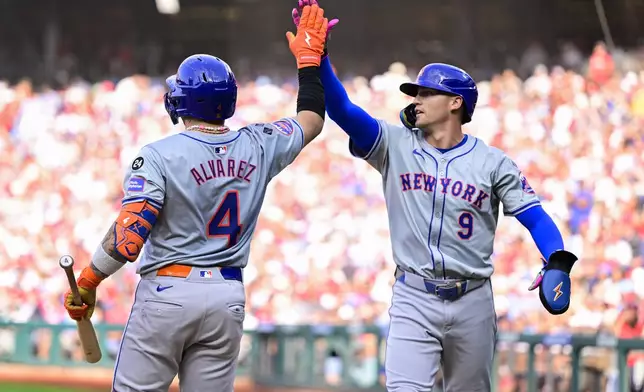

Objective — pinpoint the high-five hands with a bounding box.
[286,4,329,68]
[292,0,339,57]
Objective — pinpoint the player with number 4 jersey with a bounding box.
[62,4,330,392]
[291,1,578,390]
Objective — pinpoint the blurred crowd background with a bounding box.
[1,0,644,390]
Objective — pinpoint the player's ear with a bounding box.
[450,96,463,112]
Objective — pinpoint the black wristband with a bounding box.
[297,66,325,119]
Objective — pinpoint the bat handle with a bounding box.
[60,255,83,306]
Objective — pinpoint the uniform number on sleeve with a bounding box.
[207,190,243,247]
[457,212,473,240]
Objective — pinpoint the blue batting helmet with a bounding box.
[164,54,237,125]
[400,63,478,124]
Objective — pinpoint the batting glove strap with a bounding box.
[545,249,577,274]
[77,266,104,290]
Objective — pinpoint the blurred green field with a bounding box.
[0,383,101,392]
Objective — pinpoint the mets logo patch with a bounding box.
[127,177,145,192]
[520,173,535,194]
[272,119,294,136]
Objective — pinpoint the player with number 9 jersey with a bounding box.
[301,5,578,387]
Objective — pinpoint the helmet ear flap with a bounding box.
[164,92,179,125]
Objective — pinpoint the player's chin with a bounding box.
[415,116,430,130]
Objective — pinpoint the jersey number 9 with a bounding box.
[457,212,473,240]
[208,190,243,247]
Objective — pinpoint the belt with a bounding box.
[395,267,486,301]
[156,264,243,282]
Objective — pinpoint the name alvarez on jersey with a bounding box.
[400,173,490,209]
[190,158,257,186]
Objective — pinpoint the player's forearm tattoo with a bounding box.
[101,223,132,264]
[88,222,131,278]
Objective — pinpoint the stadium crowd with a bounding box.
[1,41,644,389]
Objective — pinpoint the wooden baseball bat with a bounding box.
[59,255,102,364]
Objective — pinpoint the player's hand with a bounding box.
[64,286,97,321]
[291,0,339,57]
[400,103,417,130]
[286,4,329,68]
[63,266,103,321]
[528,250,577,315]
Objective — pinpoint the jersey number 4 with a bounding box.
[457,212,473,240]
[207,190,243,247]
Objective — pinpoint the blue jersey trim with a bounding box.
[435,138,479,279]
[179,132,241,145]
[506,200,541,216]
[122,196,163,210]
[112,281,141,390]
[435,135,468,154]
[350,122,383,160]
[420,150,439,271]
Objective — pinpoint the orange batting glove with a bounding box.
[285,4,329,68]
[64,267,103,321]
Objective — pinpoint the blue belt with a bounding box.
[395,267,485,301]
[219,267,243,282]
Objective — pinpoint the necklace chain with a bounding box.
[186,124,230,134]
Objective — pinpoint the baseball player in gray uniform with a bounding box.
[292,2,578,391]
[63,5,330,391]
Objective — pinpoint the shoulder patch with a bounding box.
[131,157,144,170]
[520,172,535,194]
[127,177,145,192]
[272,119,294,136]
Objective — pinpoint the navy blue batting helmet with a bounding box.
[164,54,237,125]
[400,63,478,124]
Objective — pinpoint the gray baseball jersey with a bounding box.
[121,118,304,275]
[112,118,305,392]
[350,120,540,280]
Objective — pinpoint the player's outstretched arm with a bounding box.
[291,0,379,154]
[319,56,380,154]
[285,4,329,147]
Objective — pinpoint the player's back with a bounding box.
[122,119,305,275]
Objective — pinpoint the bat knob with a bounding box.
[59,255,75,269]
